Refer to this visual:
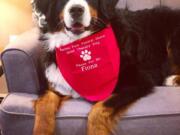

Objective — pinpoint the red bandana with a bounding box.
[56,25,120,101]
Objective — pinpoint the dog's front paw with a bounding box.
[164,75,180,86]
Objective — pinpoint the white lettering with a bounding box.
[60,47,71,52]
[81,64,98,71]
[95,35,106,40]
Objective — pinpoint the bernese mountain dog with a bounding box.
[31,0,180,135]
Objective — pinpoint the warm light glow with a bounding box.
[0,0,34,49]
[9,35,18,43]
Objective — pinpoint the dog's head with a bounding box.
[32,0,118,34]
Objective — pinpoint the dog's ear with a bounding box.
[99,0,118,20]
[32,0,51,15]
[32,0,59,32]
[32,0,51,32]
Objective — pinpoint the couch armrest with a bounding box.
[1,28,47,94]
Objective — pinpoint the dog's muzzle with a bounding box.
[69,4,85,20]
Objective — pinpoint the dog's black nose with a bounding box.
[70,5,85,18]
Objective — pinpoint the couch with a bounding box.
[0,0,180,135]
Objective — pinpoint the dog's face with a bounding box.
[33,0,118,34]
[62,0,97,35]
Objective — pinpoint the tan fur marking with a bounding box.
[166,46,180,86]
[89,6,98,18]
[33,90,63,135]
[167,46,180,75]
[59,10,64,20]
[172,66,180,75]
[174,75,180,86]
[87,101,131,135]
[167,46,174,67]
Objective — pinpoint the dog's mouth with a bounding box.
[65,22,90,35]
[64,17,107,35]
[71,22,86,34]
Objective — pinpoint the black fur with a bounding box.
[33,0,180,114]
[99,0,119,20]
[104,7,180,113]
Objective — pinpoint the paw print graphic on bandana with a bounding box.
[80,50,92,61]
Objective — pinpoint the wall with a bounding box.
[0,0,34,51]
[0,0,34,95]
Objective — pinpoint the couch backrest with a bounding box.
[117,0,180,11]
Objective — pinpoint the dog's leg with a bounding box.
[87,101,112,135]
[87,89,148,135]
[166,28,180,86]
[87,98,131,135]
[88,65,155,135]
[33,90,62,135]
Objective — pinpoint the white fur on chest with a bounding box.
[45,31,91,51]
[45,63,80,98]
[45,31,91,98]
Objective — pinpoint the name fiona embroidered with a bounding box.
[81,64,98,71]
[56,25,120,101]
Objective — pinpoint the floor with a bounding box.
[0,75,8,95]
